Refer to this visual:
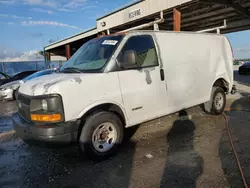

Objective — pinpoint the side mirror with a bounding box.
[120,50,138,69]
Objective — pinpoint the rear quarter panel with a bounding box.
[153,32,233,113]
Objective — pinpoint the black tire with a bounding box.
[204,87,226,115]
[79,111,123,161]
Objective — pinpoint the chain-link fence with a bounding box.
[0,61,66,76]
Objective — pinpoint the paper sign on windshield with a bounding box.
[102,40,118,45]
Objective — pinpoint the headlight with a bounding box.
[30,95,64,123]
[41,99,48,111]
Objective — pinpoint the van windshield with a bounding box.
[60,35,124,73]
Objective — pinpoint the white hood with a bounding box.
[18,72,122,122]
[19,73,88,96]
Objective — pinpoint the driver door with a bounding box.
[117,35,167,126]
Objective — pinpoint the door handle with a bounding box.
[160,69,165,81]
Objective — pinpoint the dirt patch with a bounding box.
[0,101,17,133]
[220,92,250,188]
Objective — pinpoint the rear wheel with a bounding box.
[204,87,226,115]
[79,111,123,161]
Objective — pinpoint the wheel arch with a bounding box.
[204,82,227,114]
[205,77,229,111]
[77,102,128,139]
[212,78,229,92]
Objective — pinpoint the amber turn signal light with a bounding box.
[30,114,62,122]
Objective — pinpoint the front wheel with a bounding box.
[204,87,226,115]
[79,111,123,161]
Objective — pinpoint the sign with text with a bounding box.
[129,8,141,19]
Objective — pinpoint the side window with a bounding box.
[16,73,25,79]
[11,74,20,80]
[118,35,158,68]
[14,72,29,80]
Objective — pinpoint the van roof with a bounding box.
[127,30,224,36]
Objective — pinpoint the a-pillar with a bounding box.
[173,8,181,31]
[65,44,71,60]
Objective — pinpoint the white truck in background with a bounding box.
[13,31,234,160]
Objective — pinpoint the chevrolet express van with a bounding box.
[13,31,233,160]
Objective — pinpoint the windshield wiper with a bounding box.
[60,67,83,73]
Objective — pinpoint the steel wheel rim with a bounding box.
[214,93,224,110]
[92,122,117,152]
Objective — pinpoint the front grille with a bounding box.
[17,93,31,122]
[18,93,30,105]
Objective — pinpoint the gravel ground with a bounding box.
[221,68,250,188]
[0,67,249,188]
[0,108,229,188]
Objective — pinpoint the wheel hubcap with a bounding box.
[92,122,117,152]
[214,93,224,110]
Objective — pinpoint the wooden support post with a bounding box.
[65,44,71,60]
[97,31,106,37]
[45,52,51,61]
[173,8,181,31]
[45,52,51,69]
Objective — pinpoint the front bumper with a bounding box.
[13,113,81,144]
[0,89,14,101]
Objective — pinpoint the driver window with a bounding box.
[117,35,158,69]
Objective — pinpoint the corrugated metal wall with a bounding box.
[97,0,192,32]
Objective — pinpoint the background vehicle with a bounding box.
[0,72,11,86]
[0,70,36,87]
[14,31,233,160]
[0,69,56,101]
[239,62,250,75]
[9,70,37,82]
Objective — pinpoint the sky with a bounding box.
[0,0,250,61]
[227,30,250,59]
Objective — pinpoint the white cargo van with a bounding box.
[13,31,234,160]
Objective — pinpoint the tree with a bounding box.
[38,50,44,56]
[49,39,56,44]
